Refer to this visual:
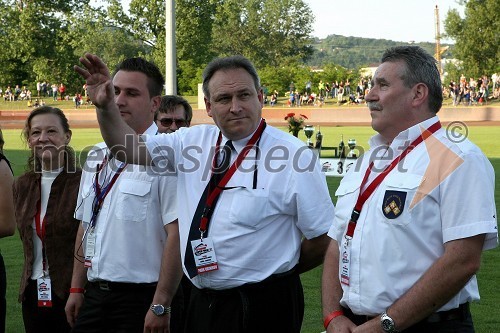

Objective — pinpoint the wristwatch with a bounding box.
[150,304,171,316]
[380,312,399,333]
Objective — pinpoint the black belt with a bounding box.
[88,280,157,292]
[341,306,376,324]
[343,302,470,326]
[197,267,297,296]
[425,302,469,323]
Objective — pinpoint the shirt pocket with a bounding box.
[228,188,270,230]
[334,179,361,230]
[115,179,152,222]
[377,174,422,227]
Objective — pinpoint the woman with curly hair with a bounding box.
[14,106,81,333]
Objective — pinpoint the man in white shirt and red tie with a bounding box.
[74,53,335,333]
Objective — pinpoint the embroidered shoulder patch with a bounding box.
[382,190,407,219]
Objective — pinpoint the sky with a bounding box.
[304,0,464,43]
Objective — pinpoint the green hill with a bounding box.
[307,34,454,69]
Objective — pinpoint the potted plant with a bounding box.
[284,113,308,137]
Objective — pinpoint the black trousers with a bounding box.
[22,279,72,333]
[343,303,475,333]
[184,269,304,333]
[178,275,193,331]
[72,281,184,333]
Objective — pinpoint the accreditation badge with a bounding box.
[191,237,219,274]
[340,236,352,286]
[37,277,52,307]
[84,229,96,268]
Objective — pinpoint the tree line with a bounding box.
[0,0,497,98]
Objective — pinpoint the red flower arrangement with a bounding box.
[284,112,308,137]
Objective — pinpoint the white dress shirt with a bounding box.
[329,116,498,315]
[75,123,178,283]
[144,122,335,290]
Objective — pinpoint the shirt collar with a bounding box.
[41,166,64,179]
[143,122,159,136]
[221,119,264,154]
[369,115,440,150]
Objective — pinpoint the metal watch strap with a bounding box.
[150,304,172,316]
[381,311,399,333]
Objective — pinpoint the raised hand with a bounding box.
[74,53,115,109]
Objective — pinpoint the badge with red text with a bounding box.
[37,277,52,307]
[84,229,96,268]
[340,236,352,286]
[191,238,219,274]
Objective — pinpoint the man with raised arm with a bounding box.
[75,53,334,333]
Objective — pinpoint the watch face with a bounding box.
[381,318,393,331]
[152,304,165,315]
[381,315,397,333]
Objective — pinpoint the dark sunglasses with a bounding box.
[158,118,188,127]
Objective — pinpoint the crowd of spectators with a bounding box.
[0,82,66,102]
[265,72,500,108]
[445,73,499,106]
[1,72,499,110]
[0,81,94,109]
[268,78,372,107]
[0,85,32,102]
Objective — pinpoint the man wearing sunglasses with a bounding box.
[155,95,192,134]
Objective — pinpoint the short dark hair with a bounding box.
[381,46,443,113]
[156,95,193,124]
[113,57,165,98]
[202,55,261,99]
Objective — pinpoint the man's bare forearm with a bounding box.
[380,235,485,331]
[297,233,330,273]
[95,106,150,165]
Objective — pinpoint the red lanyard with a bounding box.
[346,121,442,238]
[35,182,48,272]
[91,155,127,228]
[199,119,266,235]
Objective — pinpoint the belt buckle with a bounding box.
[98,281,111,291]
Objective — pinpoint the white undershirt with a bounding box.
[31,167,63,279]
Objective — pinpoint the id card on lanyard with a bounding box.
[36,183,52,307]
[191,119,266,275]
[84,155,127,268]
[36,277,52,307]
[340,121,441,286]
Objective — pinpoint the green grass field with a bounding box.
[1,125,499,332]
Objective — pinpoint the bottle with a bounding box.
[339,134,346,158]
